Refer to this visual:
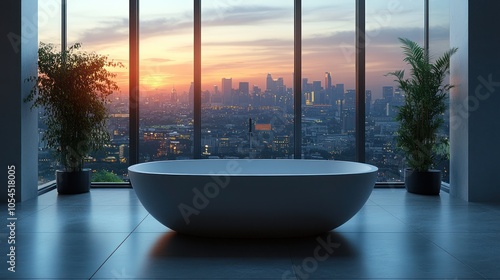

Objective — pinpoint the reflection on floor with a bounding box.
[1,188,500,279]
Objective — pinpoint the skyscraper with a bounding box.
[302,78,316,93]
[325,72,332,91]
[201,90,210,105]
[252,85,261,107]
[344,89,356,110]
[211,85,221,105]
[334,83,345,102]
[266,73,274,92]
[239,82,250,105]
[276,77,285,93]
[383,86,394,102]
[312,81,322,92]
[170,86,177,104]
[222,78,232,106]
[393,87,404,105]
[239,82,249,95]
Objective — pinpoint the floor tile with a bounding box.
[381,204,500,233]
[0,204,51,228]
[423,232,500,279]
[0,232,129,279]
[369,188,470,206]
[22,188,142,206]
[93,232,295,279]
[134,215,174,233]
[14,204,148,233]
[288,232,483,279]
[335,205,413,233]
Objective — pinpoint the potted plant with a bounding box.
[25,43,123,194]
[387,38,457,195]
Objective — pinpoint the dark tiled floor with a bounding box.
[1,188,500,279]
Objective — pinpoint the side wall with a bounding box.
[0,0,39,202]
[450,0,500,202]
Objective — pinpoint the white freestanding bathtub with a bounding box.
[128,159,377,238]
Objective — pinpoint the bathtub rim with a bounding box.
[128,159,378,177]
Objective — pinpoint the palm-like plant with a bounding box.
[387,38,457,171]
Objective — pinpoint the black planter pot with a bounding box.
[56,169,91,194]
[404,169,441,195]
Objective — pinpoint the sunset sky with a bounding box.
[38,0,449,99]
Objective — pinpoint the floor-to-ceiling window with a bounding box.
[201,0,294,159]
[38,0,443,186]
[139,1,194,162]
[365,0,424,182]
[302,1,356,160]
[37,0,61,187]
[429,0,450,183]
[67,0,130,182]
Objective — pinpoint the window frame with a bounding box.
[42,0,434,187]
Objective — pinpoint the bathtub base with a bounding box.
[130,160,378,238]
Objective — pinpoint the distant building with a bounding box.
[170,86,177,104]
[302,78,309,94]
[393,87,404,105]
[344,89,356,110]
[276,77,285,93]
[266,73,274,92]
[252,85,261,107]
[201,90,211,105]
[333,83,345,104]
[239,82,250,105]
[211,85,222,105]
[372,98,389,117]
[365,90,372,116]
[383,86,394,102]
[273,135,290,155]
[222,78,232,106]
[188,82,194,105]
[266,73,285,94]
[239,82,249,95]
[312,81,322,93]
[325,72,332,91]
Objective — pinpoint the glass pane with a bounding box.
[430,0,450,183]
[38,0,61,186]
[302,1,355,160]
[67,0,129,182]
[139,1,194,162]
[365,0,424,182]
[201,1,294,159]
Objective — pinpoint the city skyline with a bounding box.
[38,77,417,184]
[144,71,398,104]
[38,0,450,99]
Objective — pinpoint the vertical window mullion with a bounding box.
[129,0,139,165]
[355,0,366,163]
[424,0,429,53]
[294,0,302,159]
[193,0,202,159]
[61,0,67,51]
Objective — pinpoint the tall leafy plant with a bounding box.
[387,38,457,172]
[25,43,123,172]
